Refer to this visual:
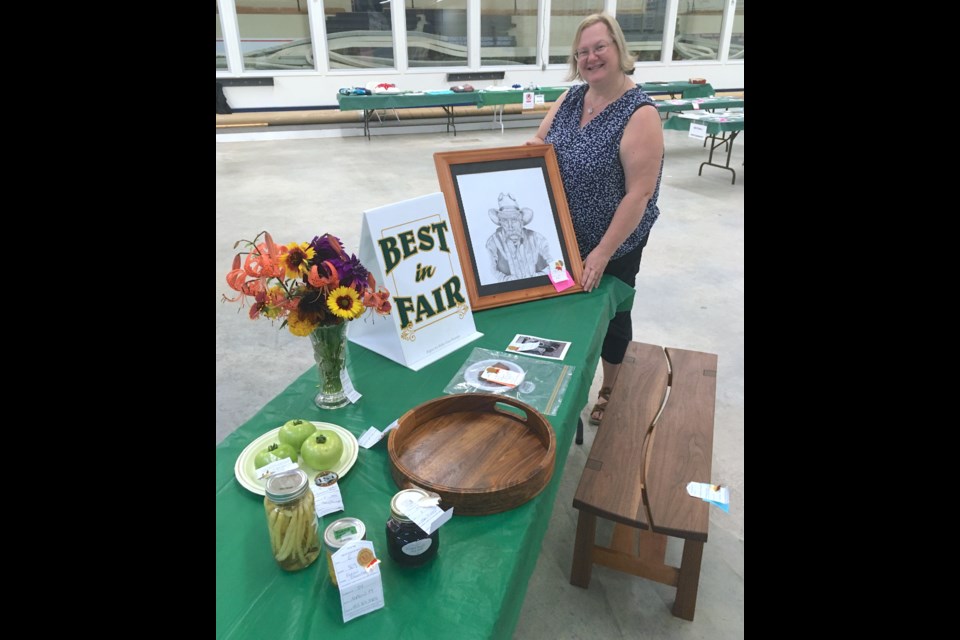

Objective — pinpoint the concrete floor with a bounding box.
[216,119,743,639]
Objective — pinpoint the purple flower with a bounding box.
[330,254,369,289]
[309,234,346,263]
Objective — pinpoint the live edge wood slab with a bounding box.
[388,393,556,515]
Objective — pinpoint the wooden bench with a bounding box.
[570,341,718,621]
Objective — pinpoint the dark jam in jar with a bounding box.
[386,488,440,567]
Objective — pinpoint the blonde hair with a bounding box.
[566,13,636,82]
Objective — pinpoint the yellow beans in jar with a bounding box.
[263,469,320,571]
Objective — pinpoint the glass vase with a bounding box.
[309,322,351,410]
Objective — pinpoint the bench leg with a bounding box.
[672,539,704,621]
[570,510,596,588]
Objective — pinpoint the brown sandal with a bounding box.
[589,386,613,425]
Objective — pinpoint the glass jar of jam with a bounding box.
[386,488,440,567]
[263,469,320,571]
[323,517,366,587]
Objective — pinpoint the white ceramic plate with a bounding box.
[234,421,359,496]
[463,359,526,394]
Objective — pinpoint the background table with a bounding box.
[656,96,743,114]
[216,276,634,640]
[664,112,744,184]
[337,92,482,138]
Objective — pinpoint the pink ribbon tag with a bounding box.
[549,269,574,292]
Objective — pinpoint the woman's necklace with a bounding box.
[586,76,629,115]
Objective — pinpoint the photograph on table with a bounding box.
[505,333,571,361]
[433,145,584,311]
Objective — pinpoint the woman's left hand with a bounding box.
[581,250,610,292]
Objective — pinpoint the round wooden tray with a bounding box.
[387,394,556,515]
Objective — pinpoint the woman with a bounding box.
[526,13,664,425]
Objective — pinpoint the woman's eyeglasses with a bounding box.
[574,42,610,60]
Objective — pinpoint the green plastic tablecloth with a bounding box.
[640,81,715,98]
[473,87,567,108]
[337,92,481,111]
[216,276,635,640]
[656,96,743,113]
[662,111,745,135]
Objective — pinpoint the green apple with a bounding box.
[278,419,317,455]
[254,442,298,469]
[300,430,344,471]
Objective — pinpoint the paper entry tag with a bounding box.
[254,457,298,481]
[686,481,730,512]
[341,369,361,404]
[548,260,569,283]
[358,420,399,449]
[534,93,545,105]
[688,123,708,140]
[333,540,385,623]
[395,491,454,535]
[481,367,523,387]
[522,92,535,109]
[309,478,345,517]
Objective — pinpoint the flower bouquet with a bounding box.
[223,231,391,408]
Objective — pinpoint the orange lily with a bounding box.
[362,273,392,315]
[307,261,340,289]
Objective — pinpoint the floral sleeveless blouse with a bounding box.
[545,83,663,260]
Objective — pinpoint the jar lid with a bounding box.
[324,517,366,549]
[390,488,432,522]
[264,469,308,503]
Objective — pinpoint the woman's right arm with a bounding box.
[525,90,568,145]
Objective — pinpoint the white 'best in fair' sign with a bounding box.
[350,192,482,371]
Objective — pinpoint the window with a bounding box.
[549,0,603,65]
[673,0,724,61]
[325,0,395,69]
[616,0,666,62]
[217,3,227,70]
[406,0,469,68]
[236,0,315,70]
[727,0,743,60]
[480,0,538,67]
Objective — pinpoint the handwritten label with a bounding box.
[309,482,345,517]
[688,123,708,140]
[333,540,385,622]
[534,93,545,105]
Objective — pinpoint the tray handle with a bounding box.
[491,397,529,423]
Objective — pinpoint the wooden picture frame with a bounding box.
[433,144,584,312]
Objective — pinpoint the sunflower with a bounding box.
[280,243,316,279]
[326,286,364,320]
